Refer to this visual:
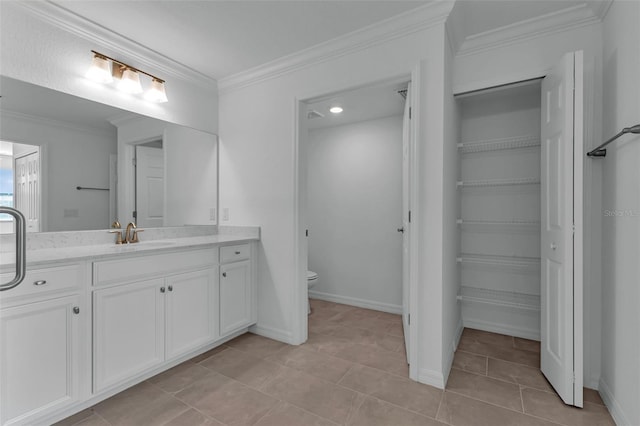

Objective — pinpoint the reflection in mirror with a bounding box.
[0,76,218,234]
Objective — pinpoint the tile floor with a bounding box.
[56,300,614,426]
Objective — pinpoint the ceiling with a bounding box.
[306,81,407,130]
[50,0,595,82]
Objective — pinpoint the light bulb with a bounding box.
[329,106,343,114]
[86,55,113,83]
[144,79,168,103]
[117,68,143,94]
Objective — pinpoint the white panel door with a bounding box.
[0,295,81,425]
[540,51,584,407]
[93,279,165,392]
[220,261,251,336]
[14,150,40,232]
[401,83,412,363]
[135,146,164,227]
[165,268,217,359]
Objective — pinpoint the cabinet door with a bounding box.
[166,267,218,359]
[93,279,165,392]
[1,295,81,426]
[220,261,251,336]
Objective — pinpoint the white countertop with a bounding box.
[0,227,259,270]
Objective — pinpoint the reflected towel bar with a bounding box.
[587,124,640,157]
[76,186,109,191]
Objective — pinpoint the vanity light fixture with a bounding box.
[86,53,113,83]
[144,78,169,103]
[117,68,143,94]
[329,106,343,114]
[86,50,168,102]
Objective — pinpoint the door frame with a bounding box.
[291,65,423,381]
[118,136,163,226]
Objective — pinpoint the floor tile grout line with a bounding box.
[434,390,445,423]
[519,384,525,413]
[450,365,554,394]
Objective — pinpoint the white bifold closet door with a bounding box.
[540,50,584,407]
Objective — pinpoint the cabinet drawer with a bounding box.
[0,264,83,302]
[220,244,250,263]
[93,248,217,287]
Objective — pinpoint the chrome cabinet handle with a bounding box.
[160,287,166,293]
[235,251,241,255]
[73,307,80,314]
[168,285,173,292]
[222,272,227,278]
[33,280,47,286]
[397,227,404,233]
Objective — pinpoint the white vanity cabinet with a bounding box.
[92,248,218,393]
[219,244,256,336]
[0,263,86,426]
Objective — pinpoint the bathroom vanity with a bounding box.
[0,227,259,426]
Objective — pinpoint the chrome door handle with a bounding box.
[0,207,26,291]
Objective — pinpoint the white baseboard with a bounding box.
[442,318,465,387]
[463,317,540,341]
[599,378,633,426]
[418,368,445,389]
[250,323,294,344]
[309,290,402,314]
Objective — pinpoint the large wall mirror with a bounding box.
[0,76,218,234]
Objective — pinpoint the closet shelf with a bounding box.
[457,254,540,270]
[457,219,541,229]
[457,287,540,311]
[457,135,540,154]
[457,177,540,188]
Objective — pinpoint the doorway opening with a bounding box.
[296,77,415,378]
[0,141,41,234]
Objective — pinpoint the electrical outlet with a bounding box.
[209,208,216,221]
[223,207,229,221]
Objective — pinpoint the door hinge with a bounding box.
[408,314,410,325]
[133,210,137,220]
[408,210,411,223]
[132,157,136,167]
[409,107,412,120]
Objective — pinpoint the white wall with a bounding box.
[0,1,218,134]
[164,125,218,227]
[599,2,640,425]
[307,116,403,312]
[220,16,451,386]
[1,112,117,231]
[442,34,461,385]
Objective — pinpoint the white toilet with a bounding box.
[307,270,318,314]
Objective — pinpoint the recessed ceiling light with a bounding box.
[329,106,343,114]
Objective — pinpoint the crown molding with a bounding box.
[586,0,613,21]
[218,1,453,94]
[13,1,217,90]
[1,109,114,138]
[456,3,602,58]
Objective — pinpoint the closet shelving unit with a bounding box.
[456,177,540,188]
[455,79,544,339]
